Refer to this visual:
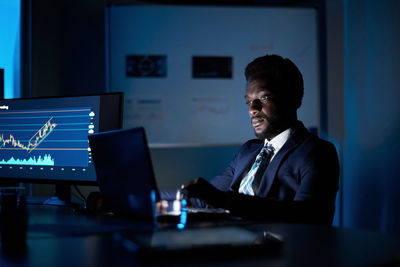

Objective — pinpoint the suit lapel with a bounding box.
[255,122,309,197]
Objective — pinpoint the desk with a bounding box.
[1,205,400,266]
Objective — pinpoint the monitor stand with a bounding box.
[43,184,74,206]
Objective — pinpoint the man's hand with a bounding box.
[181,177,228,208]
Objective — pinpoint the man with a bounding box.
[182,54,339,225]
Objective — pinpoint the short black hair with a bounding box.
[245,54,304,110]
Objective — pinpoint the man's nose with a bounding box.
[249,100,262,116]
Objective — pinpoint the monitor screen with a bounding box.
[0,93,123,185]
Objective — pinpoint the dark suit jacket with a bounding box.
[207,121,339,224]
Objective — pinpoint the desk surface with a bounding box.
[1,205,400,267]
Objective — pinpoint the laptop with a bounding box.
[88,127,230,222]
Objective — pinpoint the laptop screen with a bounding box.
[89,127,158,219]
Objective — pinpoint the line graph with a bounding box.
[0,117,57,153]
[0,107,93,167]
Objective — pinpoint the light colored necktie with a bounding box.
[238,144,274,196]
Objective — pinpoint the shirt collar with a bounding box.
[264,128,292,155]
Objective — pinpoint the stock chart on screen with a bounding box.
[0,107,93,167]
[0,94,122,184]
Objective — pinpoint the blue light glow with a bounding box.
[0,0,21,99]
[177,198,187,230]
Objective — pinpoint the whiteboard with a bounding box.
[108,5,319,146]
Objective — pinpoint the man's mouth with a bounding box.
[252,117,266,128]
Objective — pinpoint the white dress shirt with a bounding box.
[264,128,292,162]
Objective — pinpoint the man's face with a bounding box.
[245,78,289,140]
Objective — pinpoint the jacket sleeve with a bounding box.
[190,141,253,208]
[209,140,254,191]
[189,153,239,208]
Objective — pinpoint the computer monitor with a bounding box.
[0,93,123,203]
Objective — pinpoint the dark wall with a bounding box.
[343,0,400,236]
[29,0,106,97]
